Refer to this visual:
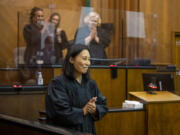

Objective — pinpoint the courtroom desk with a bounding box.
[0,113,78,135]
[129,91,180,135]
[95,108,146,135]
[0,85,47,121]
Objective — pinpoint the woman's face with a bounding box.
[70,50,91,75]
[51,15,60,26]
[88,15,98,28]
[33,10,44,24]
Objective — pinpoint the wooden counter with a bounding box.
[129,91,180,135]
[95,108,145,135]
[129,91,180,103]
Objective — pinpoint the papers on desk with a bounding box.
[122,100,143,109]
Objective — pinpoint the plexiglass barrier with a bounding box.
[0,7,163,85]
[16,7,160,67]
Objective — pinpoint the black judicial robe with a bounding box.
[45,74,108,135]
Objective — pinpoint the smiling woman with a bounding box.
[45,44,108,135]
[69,49,90,83]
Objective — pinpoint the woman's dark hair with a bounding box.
[63,44,91,81]
[49,12,61,28]
[29,7,43,23]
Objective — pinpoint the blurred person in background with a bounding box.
[42,12,69,64]
[74,12,111,65]
[23,7,44,64]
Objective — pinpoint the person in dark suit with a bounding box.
[74,12,111,65]
[46,44,108,135]
[23,7,44,64]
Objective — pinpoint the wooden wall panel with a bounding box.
[127,69,157,93]
[173,72,180,95]
[90,68,126,107]
[147,102,180,135]
[53,68,63,78]
[0,93,45,120]
[95,111,145,135]
[139,0,180,65]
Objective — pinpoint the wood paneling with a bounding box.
[148,103,180,135]
[53,68,63,78]
[90,68,126,107]
[95,110,145,135]
[173,34,180,68]
[127,69,157,93]
[130,91,180,135]
[173,72,180,95]
[0,93,45,120]
[139,0,180,65]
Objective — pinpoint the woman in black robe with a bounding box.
[45,44,108,135]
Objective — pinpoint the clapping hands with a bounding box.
[83,97,97,115]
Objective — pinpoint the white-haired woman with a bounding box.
[74,12,111,65]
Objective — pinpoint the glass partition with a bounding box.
[0,68,53,86]
[124,11,158,65]
[0,3,178,85]
[16,7,161,67]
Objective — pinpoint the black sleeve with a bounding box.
[23,25,32,63]
[91,80,108,120]
[98,28,111,48]
[60,30,69,49]
[46,78,84,126]
[23,25,32,46]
